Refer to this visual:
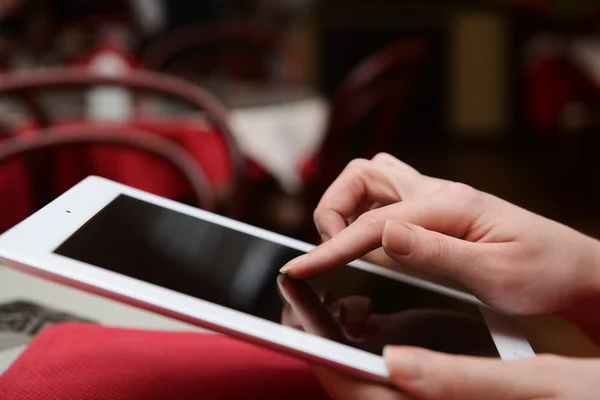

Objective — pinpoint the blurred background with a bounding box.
[2,0,600,367]
[1,0,600,241]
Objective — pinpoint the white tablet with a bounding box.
[0,177,534,384]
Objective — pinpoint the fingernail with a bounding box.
[383,221,414,256]
[280,253,309,274]
[383,346,424,383]
[275,276,291,306]
[320,232,331,242]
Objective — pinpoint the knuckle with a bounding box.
[355,211,381,227]
[446,182,484,205]
[345,158,370,173]
[312,207,325,223]
[422,233,451,263]
[372,152,396,163]
[435,235,451,261]
[312,207,334,229]
[434,366,464,399]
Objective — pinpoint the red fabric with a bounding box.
[0,116,272,232]
[0,119,234,232]
[0,158,34,231]
[246,157,270,181]
[526,55,600,134]
[298,153,320,183]
[526,56,579,132]
[0,323,330,400]
[16,119,233,188]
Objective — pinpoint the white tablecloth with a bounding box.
[0,266,203,332]
[0,265,210,374]
[229,96,329,193]
[0,345,27,375]
[138,92,329,192]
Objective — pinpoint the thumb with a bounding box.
[382,220,483,283]
[383,346,549,400]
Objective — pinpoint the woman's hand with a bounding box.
[281,154,600,340]
[309,346,600,400]
[314,348,600,400]
[278,275,600,400]
[383,346,600,400]
[279,278,497,357]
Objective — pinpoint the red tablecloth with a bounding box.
[0,323,330,400]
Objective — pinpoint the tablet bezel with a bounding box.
[0,177,535,383]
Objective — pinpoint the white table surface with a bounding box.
[156,94,329,193]
[0,345,27,375]
[0,265,208,374]
[229,96,328,194]
[0,266,202,331]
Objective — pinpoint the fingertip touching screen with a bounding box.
[55,195,499,357]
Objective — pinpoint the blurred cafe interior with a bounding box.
[1,0,600,237]
[1,0,600,359]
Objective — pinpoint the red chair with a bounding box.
[141,20,301,86]
[0,125,215,233]
[297,38,428,241]
[0,68,245,216]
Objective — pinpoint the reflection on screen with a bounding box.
[55,195,499,357]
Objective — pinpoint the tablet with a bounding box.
[0,177,535,384]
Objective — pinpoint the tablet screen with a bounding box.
[54,195,499,357]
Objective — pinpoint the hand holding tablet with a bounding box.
[283,153,600,334]
[278,276,498,357]
[279,153,600,399]
[0,175,533,384]
[1,153,600,399]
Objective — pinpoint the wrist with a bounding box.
[559,236,600,345]
[580,236,600,300]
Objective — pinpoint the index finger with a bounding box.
[283,191,478,279]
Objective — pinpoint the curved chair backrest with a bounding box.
[315,38,428,190]
[0,67,245,214]
[299,38,428,241]
[141,20,300,85]
[0,124,216,218]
